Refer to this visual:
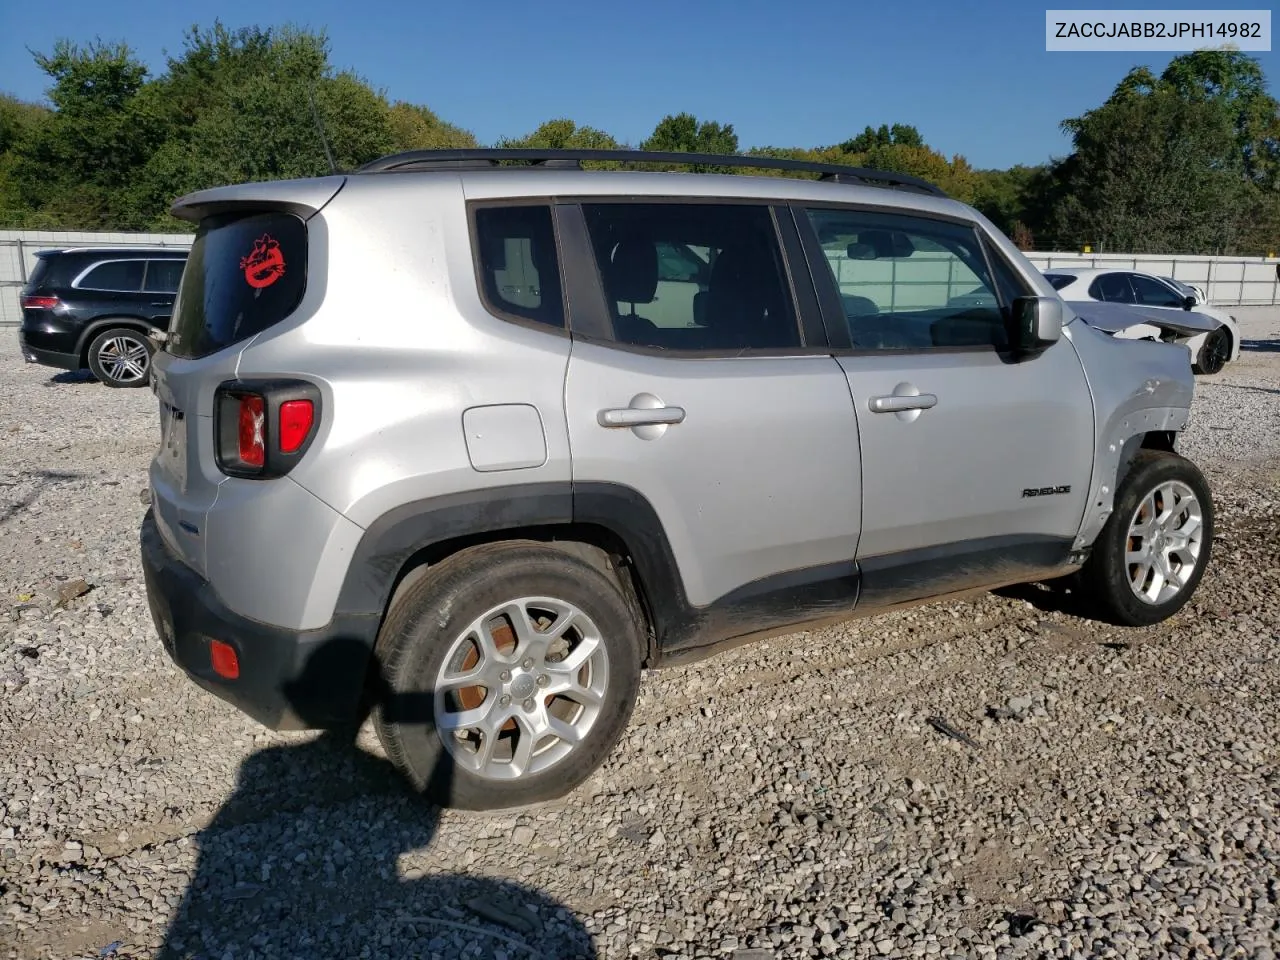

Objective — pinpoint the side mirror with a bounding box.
[1010,296,1063,355]
[1182,295,1196,310]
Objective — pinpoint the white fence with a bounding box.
[0,230,193,325]
[4,229,1280,325]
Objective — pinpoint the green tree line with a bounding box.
[1,24,1277,255]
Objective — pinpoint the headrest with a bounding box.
[606,240,658,305]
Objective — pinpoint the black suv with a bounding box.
[18,247,188,388]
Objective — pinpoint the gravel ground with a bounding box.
[1,316,1278,960]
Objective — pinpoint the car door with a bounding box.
[557,199,862,624]
[792,203,1095,607]
[142,258,187,326]
[74,258,152,318]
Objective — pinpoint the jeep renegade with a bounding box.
[140,149,1213,811]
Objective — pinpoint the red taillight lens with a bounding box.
[209,639,240,680]
[236,394,265,467]
[278,399,314,454]
[21,295,59,309]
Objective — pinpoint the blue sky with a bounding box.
[1,0,1276,170]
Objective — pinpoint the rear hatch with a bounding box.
[148,179,341,575]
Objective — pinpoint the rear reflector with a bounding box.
[21,295,59,309]
[236,394,265,467]
[209,640,240,680]
[278,399,314,454]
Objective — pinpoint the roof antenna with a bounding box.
[308,84,339,176]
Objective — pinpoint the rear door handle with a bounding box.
[598,406,686,427]
[868,394,937,413]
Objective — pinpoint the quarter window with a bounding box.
[78,260,145,292]
[581,202,800,351]
[143,259,187,294]
[804,207,1010,351]
[473,205,564,329]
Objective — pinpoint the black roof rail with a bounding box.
[353,148,948,197]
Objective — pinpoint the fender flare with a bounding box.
[331,482,691,654]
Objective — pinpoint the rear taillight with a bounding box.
[236,394,265,467]
[21,295,59,310]
[214,379,321,479]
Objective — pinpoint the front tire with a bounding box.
[1192,327,1231,376]
[1078,450,1213,627]
[87,327,154,388]
[373,542,643,810]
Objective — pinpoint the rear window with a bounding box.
[1043,273,1073,291]
[168,212,307,359]
[24,256,52,294]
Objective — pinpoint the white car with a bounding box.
[1043,267,1240,375]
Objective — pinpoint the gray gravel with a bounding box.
[2,317,1279,960]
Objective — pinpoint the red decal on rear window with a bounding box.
[240,235,286,289]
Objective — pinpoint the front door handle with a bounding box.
[598,406,685,427]
[868,394,937,413]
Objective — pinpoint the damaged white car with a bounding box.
[1044,267,1238,375]
[1061,297,1227,372]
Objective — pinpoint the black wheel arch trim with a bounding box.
[333,482,1079,668]
[76,316,161,359]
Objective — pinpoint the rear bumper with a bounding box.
[17,330,79,370]
[139,508,380,730]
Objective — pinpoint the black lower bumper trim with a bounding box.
[139,509,381,730]
[17,332,79,371]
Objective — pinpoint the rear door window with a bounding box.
[78,260,145,292]
[168,212,307,359]
[1089,273,1135,303]
[144,259,187,294]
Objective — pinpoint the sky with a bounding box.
[1,0,1277,170]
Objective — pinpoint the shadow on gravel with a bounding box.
[45,369,97,386]
[991,578,1096,619]
[0,468,84,524]
[1240,338,1280,353]
[157,642,596,960]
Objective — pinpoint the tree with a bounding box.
[1045,49,1279,253]
[129,23,397,228]
[1157,49,1280,186]
[498,118,619,150]
[388,102,477,151]
[0,96,48,223]
[839,123,923,154]
[7,39,160,228]
[641,112,738,155]
[1051,89,1248,253]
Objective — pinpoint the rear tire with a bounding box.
[1078,450,1213,627]
[87,327,154,388]
[372,541,643,810]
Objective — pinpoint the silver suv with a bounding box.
[140,149,1214,811]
